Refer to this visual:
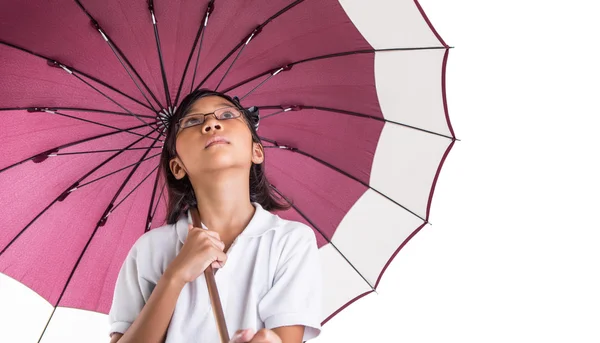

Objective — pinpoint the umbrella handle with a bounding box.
[205,267,230,343]
[191,208,230,343]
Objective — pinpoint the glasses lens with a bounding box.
[216,107,241,120]
[178,107,241,131]
[179,114,204,129]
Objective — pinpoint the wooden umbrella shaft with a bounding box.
[191,208,230,343]
[205,267,230,342]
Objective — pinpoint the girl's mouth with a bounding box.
[205,136,230,148]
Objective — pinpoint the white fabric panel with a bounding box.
[0,273,109,343]
[375,49,451,137]
[370,122,451,219]
[331,189,425,286]
[39,307,109,343]
[0,273,54,342]
[337,0,443,49]
[319,243,372,322]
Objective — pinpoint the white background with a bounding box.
[315,0,600,342]
[2,0,599,342]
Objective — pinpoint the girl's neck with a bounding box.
[191,169,255,240]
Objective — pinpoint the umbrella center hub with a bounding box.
[157,107,175,131]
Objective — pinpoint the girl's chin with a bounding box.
[196,158,248,171]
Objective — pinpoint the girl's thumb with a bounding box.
[188,224,193,231]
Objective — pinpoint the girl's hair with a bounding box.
[159,89,291,225]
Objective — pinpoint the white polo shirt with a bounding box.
[108,202,322,342]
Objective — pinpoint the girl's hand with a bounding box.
[166,224,227,284]
[229,328,282,343]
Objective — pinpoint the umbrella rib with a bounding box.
[148,1,173,110]
[0,107,155,119]
[97,29,160,112]
[110,165,160,215]
[189,6,210,94]
[192,36,244,92]
[239,72,279,101]
[54,146,161,156]
[214,34,254,91]
[0,122,156,174]
[65,73,163,136]
[173,0,214,106]
[148,182,167,232]
[269,185,375,291]
[75,152,161,190]
[258,105,456,140]
[0,40,155,113]
[260,136,427,223]
[222,46,448,95]
[45,109,157,139]
[36,136,161,343]
[259,108,286,120]
[145,166,163,231]
[193,0,306,91]
[0,131,153,257]
[73,0,163,109]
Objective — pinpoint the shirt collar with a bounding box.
[176,202,276,244]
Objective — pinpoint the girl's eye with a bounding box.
[183,117,200,127]
[220,111,235,119]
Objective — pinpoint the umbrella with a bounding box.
[0,0,456,341]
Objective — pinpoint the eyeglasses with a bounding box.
[176,106,242,132]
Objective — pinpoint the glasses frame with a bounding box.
[176,106,243,133]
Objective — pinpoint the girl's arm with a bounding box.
[272,326,304,343]
[110,270,185,343]
[230,326,304,343]
[110,226,227,342]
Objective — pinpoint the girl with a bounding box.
[108,89,322,343]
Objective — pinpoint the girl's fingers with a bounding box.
[206,235,225,250]
[189,226,221,241]
[187,227,224,250]
[230,329,255,343]
[204,230,221,240]
[189,225,220,239]
[208,247,227,268]
[211,249,228,269]
[248,329,281,343]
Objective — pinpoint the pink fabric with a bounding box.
[61,154,162,313]
[0,127,154,251]
[0,44,151,115]
[1,109,150,170]
[258,108,383,186]
[233,52,383,120]
[0,0,155,112]
[0,146,153,305]
[265,146,368,246]
[0,0,449,321]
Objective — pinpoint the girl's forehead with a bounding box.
[186,96,234,115]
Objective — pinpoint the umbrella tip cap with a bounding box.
[46,59,60,68]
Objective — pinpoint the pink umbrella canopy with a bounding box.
[0,0,455,341]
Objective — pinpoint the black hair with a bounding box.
[159,89,291,225]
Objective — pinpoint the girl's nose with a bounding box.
[202,117,222,133]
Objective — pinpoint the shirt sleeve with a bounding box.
[107,235,155,337]
[258,224,323,341]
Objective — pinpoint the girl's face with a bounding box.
[169,95,264,180]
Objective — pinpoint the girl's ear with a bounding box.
[251,142,264,165]
[169,157,187,180]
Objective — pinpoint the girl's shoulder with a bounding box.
[266,213,319,249]
[133,220,181,253]
[124,219,184,279]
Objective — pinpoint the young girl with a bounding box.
[108,89,322,343]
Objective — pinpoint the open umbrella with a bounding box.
[0,0,456,341]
